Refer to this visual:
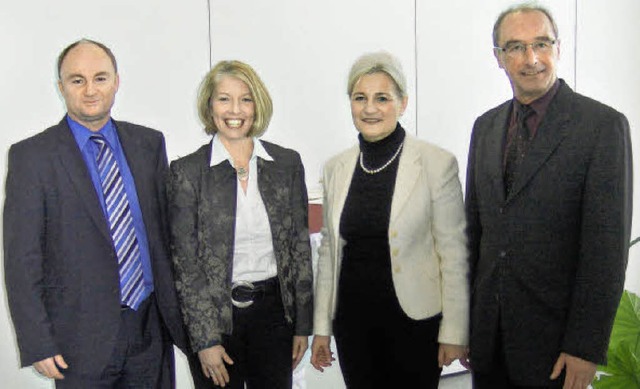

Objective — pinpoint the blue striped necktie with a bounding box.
[91,135,144,310]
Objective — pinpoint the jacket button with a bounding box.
[499,207,504,214]
[499,251,506,258]
[391,248,399,257]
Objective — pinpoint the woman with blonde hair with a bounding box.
[169,60,313,388]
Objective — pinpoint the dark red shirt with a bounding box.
[504,79,561,168]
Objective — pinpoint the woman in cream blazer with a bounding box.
[311,52,469,389]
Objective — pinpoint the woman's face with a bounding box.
[211,76,255,141]
[350,72,407,142]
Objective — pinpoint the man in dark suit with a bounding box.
[4,39,188,388]
[465,4,633,389]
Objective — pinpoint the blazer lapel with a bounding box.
[53,120,112,242]
[486,103,511,204]
[389,137,421,225]
[506,83,573,202]
[257,156,280,231]
[203,154,237,274]
[329,147,358,236]
[116,122,155,229]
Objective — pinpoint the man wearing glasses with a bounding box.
[464,4,632,389]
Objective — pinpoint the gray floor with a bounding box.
[439,372,472,389]
[304,366,472,389]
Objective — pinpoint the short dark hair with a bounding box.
[57,39,118,79]
[493,3,559,47]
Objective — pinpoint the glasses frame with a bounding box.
[494,39,558,58]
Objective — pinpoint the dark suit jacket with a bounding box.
[3,118,188,375]
[167,140,313,352]
[465,80,633,385]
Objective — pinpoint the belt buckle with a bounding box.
[231,280,255,308]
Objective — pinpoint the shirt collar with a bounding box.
[514,78,560,116]
[209,134,274,168]
[67,115,117,149]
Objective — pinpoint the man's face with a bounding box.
[58,43,119,131]
[495,10,560,104]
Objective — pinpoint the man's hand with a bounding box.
[310,335,335,372]
[550,352,597,389]
[438,343,467,367]
[33,355,68,379]
[198,345,234,388]
[292,335,308,369]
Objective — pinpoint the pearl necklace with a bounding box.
[359,142,404,175]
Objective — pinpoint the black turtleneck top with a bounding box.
[338,123,406,297]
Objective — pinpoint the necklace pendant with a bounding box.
[236,167,249,181]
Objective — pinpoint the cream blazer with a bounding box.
[313,135,469,346]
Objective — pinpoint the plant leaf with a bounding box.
[593,344,640,388]
[608,291,640,351]
[593,290,640,388]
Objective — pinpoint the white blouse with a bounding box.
[210,135,278,283]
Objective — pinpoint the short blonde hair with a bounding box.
[197,60,273,136]
[347,51,407,99]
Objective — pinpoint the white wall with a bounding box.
[575,0,640,294]
[415,0,576,174]
[1,1,638,388]
[207,0,417,196]
[0,1,208,387]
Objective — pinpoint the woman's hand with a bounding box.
[198,345,234,387]
[292,335,309,369]
[310,335,336,372]
[438,343,467,368]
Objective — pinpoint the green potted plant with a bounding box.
[592,237,640,388]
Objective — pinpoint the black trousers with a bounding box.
[57,295,175,389]
[190,283,293,389]
[472,329,564,389]
[333,275,442,389]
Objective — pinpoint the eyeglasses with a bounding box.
[495,40,557,59]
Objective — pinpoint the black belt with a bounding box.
[231,277,279,308]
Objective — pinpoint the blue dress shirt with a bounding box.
[67,116,154,305]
